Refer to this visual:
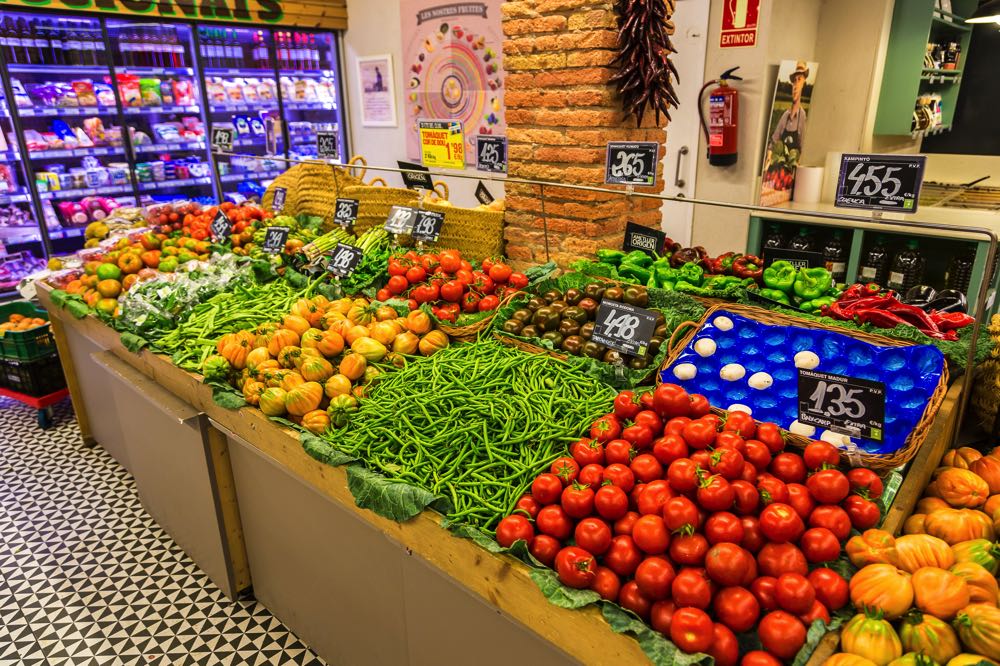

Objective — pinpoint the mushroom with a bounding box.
[713,315,734,331]
[694,338,717,357]
[728,404,752,415]
[720,363,746,381]
[794,350,820,370]
[748,372,773,390]
[672,363,698,380]
[789,420,817,437]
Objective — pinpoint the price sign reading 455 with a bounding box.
[325,243,364,277]
[797,369,886,442]
[605,141,659,186]
[591,300,659,357]
[835,154,926,213]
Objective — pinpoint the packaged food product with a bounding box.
[257,79,276,100]
[233,116,251,136]
[0,165,18,193]
[10,79,31,108]
[242,80,260,102]
[128,128,151,145]
[172,79,195,105]
[71,80,98,106]
[54,83,80,107]
[73,127,95,148]
[93,83,115,107]
[117,74,141,107]
[104,126,124,147]
[40,132,65,150]
[51,119,77,143]
[83,118,107,144]
[57,201,89,225]
[249,117,265,135]
[205,80,226,103]
[58,172,75,190]
[80,156,101,170]
[224,81,244,102]
[295,79,308,101]
[139,78,163,106]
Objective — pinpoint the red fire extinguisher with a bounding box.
[698,67,742,167]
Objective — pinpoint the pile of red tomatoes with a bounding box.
[496,385,887,665]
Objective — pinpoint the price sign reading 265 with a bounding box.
[835,154,926,213]
[605,142,658,186]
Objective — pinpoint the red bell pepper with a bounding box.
[732,255,763,281]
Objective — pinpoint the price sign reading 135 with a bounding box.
[797,369,886,442]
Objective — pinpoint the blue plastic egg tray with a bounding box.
[659,309,945,454]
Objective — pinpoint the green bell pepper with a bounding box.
[678,262,704,286]
[622,250,653,268]
[654,265,678,289]
[762,260,796,293]
[758,288,791,305]
[703,275,743,290]
[793,267,833,300]
[798,295,836,312]
[596,249,626,266]
[618,263,652,285]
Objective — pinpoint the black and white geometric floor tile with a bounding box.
[0,397,326,666]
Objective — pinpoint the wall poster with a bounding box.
[357,54,398,127]
[400,0,505,166]
[760,60,819,207]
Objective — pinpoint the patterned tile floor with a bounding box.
[0,397,326,666]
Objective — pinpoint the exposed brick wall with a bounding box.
[501,0,671,267]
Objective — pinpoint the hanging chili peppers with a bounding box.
[609,0,680,127]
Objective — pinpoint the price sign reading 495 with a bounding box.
[835,154,926,213]
[591,300,659,357]
[605,141,659,186]
[325,243,364,277]
[797,369,886,442]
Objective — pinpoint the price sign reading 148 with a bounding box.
[591,300,659,357]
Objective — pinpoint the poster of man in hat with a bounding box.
[760,60,819,206]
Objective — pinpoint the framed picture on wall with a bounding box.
[356,54,398,127]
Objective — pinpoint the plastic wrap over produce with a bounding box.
[661,310,944,454]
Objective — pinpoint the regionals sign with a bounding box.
[0,0,284,24]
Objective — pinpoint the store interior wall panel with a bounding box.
[226,430,411,666]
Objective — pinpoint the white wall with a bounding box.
[341,0,502,207]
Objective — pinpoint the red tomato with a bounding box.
[594,485,629,521]
[375,288,392,301]
[688,393,712,417]
[637,480,674,516]
[438,250,461,273]
[631,454,664,484]
[705,543,754,587]
[756,422,786,454]
[670,607,714,653]
[756,542,808,577]
[652,383,691,419]
[605,440,636,467]
[786,483,816,520]
[405,266,427,284]
[714,586,760,633]
[617,580,652,620]
[604,534,643,577]
[691,450,712,470]
[633,515,670,555]
[774,573,815,614]
[741,651,782,666]
[667,458,702,493]
[807,468,851,504]
[455,268,474,285]
[697,476,735,512]
[613,391,642,421]
[669,533,709,566]
[808,567,849,610]
[635,556,676,601]
[602,463,635,492]
[652,434,688,467]
[478,294,500,311]
[561,483,595,519]
[800,527,841,563]
[739,462,758,483]
[751,576,779,612]
[756,475,789,506]
[844,495,881,530]
[650,600,676,635]
[471,271,494,295]
[744,439,772,471]
[514,494,539,520]
[495,515,534,548]
[590,415,622,443]
[809,504,852,540]
[387,258,408,276]
[662,496,701,533]
[704,511,744,545]
[555,546,596,589]
[741,516,765,553]
[715,430,747,456]
[759,503,805,543]
[730,480,760,516]
[570,438,604,467]
[803,441,840,470]
[847,468,884,498]
[671,567,714,609]
[488,262,512,284]
[531,473,563,504]
[529,534,560,566]
[682,417,717,450]
[508,272,529,289]
[664,416,691,437]
[634,410,664,434]
[723,411,757,439]
[759,611,806,660]
[461,292,481,313]
[800,599,831,625]
[420,254,440,273]
[769,452,807,484]
[578,464,604,488]
[707,623,739,666]
[710,448,745,480]
[623,424,655,451]
[535,505,572,540]
[574,517,612,555]
[590,566,621,601]
[629,484,646,512]
[614,511,640,536]
[386,274,409,295]
[549,457,579,486]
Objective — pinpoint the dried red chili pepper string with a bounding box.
[609,0,679,127]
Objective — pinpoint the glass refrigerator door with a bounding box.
[278,30,346,163]
[3,12,136,257]
[199,26,284,202]
[106,20,214,204]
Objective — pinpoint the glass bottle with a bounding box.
[858,235,889,286]
[823,230,847,283]
[789,227,816,252]
[945,249,975,295]
[888,239,926,292]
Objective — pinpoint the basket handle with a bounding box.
[367,176,388,188]
[666,320,700,357]
[432,181,449,201]
[346,155,368,181]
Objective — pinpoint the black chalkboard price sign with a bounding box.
[397,161,433,190]
[210,209,232,242]
[210,127,234,153]
[622,221,665,258]
[316,130,338,159]
[476,135,507,173]
[271,187,287,212]
[797,369,886,441]
[384,206,418,234]
[412,210,445,243]
[763,248,825,269]
[835,154,926,213]
[591,301,659,357]
[605,141,659,186]
[262,226,290,254]
[475,181,495,205]
[325,243,364,277]
[333,198,359,229]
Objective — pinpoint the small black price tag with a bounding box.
[262,226,290,254]
[397,160,433,190]
[763,248,825,270]
[476,135,507,173]
[384,205,418,234]
[475,181,495,205]
[835,153,926,213]
[210,209,232,242]
[605,141,659,186]
[271,187,287,212]
[210,127,234,152]
[333,198,359,229]
[316,130,338,159]
[325,243,364,277]
[798,369,886,442]
[623,221,665,258]
[591,300,659,357]
[411,210,445,243]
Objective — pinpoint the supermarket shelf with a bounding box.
[137,177,213,191]
[0,192,32,205]
[932,14,972,32]
[28,147,125,160]
[7,64,108,75]
[0,151,20,162]
[39,184,133,201]
[279,69,336,78]
[219,170,283,182]
[49,226,87,240]
[911,123,952,139]
[123,105,201,115]
[209,103,278,113]
[17,106,118,117]
[0,225,42,242]
[133,141,206,154]
[205,67,275,77]
[233,137,266,147]
[921,68,962,83]
[117,66,195,76]
[284,101,337,111]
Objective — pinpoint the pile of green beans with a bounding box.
[322,339,617,529]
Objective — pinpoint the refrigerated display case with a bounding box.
[279,30,346,164]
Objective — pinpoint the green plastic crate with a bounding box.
[0,302,56,361]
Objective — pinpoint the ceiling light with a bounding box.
[966,0,1000,23]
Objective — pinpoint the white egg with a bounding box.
[672,363,698,380]
[720,363,746,381]
[820,430,852,447]
[748,372,773,390]
[713,316,734,331]
[694,338,717,357]
[789,420,817,437]
[728,404,752,415]
[794,350,820,370]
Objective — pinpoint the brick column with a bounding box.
[501,0,670,267]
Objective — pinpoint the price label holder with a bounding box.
[835,154,926,213]
[591,301,659,357]
[797,369,886,442]
[271,186,287,212]
[210,127,235,153]
[334,198,360,229]
[325,243,364,277]
[419,120,465,169]
[605,141,659,186]
[397,160,433,190]
[384,205,418,235]
[210,209,232,242]
[762,248,825,269]
[316,130,338,159]
[262,226,290,254]
[412,210,445,243]
[623,221,665,258]
[476,135,507,173]
[475,181,495,205]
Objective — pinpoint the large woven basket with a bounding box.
[658,302,949,470]
[971,314,1000,431]
[261,156,368,226]
[421,182,505,262]
[341,176,420,234]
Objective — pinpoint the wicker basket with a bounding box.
[658,302,949,470]
[261,157,368,226]
[420,182,505,262]
[437,291,523,342]
[972,314,1000,431]
[342,176,420,234]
